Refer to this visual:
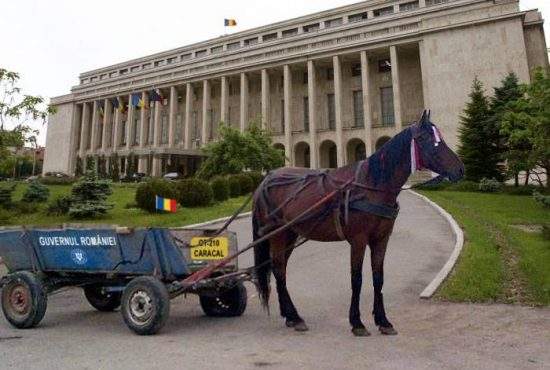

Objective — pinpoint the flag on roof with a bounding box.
[224,19,237,27]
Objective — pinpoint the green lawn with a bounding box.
[2,183,251,228]
[419,190,550,306]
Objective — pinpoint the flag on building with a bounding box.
[149,88,163,102]
[111,97,119,110]
[155,195,177,213]
[98,100,105,116]
[224,18,237,27]
[131,93,145,109]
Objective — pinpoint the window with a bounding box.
[192,111,199,140]
[131,66,140,72]
[109,115,115,147]
[227,41,240,50]
[100,74,107,80]
[142,63,151,70]
[327,94,335,129]
[325,18,343,28]
[303,97,309,132]
[244,37,258,47]
[133,117,140,145]
[280,99,285,130]
[378,58,391,73]
[303,23,320,33]
[373,6,393,17]
[109,71,118,78]
[175,114,183,143]
[380,87,395,126]
[167,56,178,64]
[208,109,215,140]
[161,114,168,144]
[148,112,154,145]
[282,28,298,38]
[349,12,368,23]
[426,0,449,5]
[195,49,207,58]
[351,63,361,77]
[353,91,364,127]
[90,76,98,82]
[400,1,419,11]
[181,53,191,60]
[303,72,308,84]
[121,120,127,145]
[262,33,278,42]
[211,45,223,54]
[327,68,334,80]
[120,68,128,75]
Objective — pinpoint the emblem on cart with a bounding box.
[71,249,88,265]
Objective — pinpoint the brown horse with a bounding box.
[252,111,464,336]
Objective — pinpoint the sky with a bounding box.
[2,0,548,145]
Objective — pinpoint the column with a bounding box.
[360,51,373,156]
[139,91,148,148]
[261,69,270,130]
[112,101,120,152]
[419,0,426,7]
[333,55,345,167]
[152,155,161,177]
[101,98,111,152]
[307,60,319,169]
[202,79,210,145]
[390,45,403,130]
[184,83,193,150]
[90,101,98,152]
[283,65,292,165]
[126,94,134,150]
[79,102,89,157]
[240,72,249,132]
[168,86,177,146]
[418,40,430,113]
[220,76,229,123]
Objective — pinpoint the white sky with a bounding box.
[2,0,548,145]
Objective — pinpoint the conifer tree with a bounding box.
[457,78,496,181]
[22,180,49,203]
[68,170,113,219]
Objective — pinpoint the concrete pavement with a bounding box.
[0,191,548,369]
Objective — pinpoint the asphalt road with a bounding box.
[0,191,548,369]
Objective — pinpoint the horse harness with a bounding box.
[258,161,400,240]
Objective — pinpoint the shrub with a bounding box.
[246,171,264,189]
[502,185,542,196]
[227,175,241,198]
[542,224,550,241]
[69,170,113,219]
[0,208,10,224]
[135,178,177,213]
[478,178,502,193]
[210,176,230,202]
[176,179,213,207]
[47,196,73,216]
[0,185,16,209]
[14,202,38,215]
[22,180,50,203]
[533,191,550,209]
[447,180,479,192]
[39,176,76,185]
[234,173,254,195]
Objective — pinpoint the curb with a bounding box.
[182,211,252,229]
[407,190,464,299]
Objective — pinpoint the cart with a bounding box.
[0,225,250,335]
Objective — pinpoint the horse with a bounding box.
[251,110,464,336]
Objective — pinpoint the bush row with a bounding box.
[135,172,264,213]
[416,178,549,195]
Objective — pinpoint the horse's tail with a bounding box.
[253,208,271,311]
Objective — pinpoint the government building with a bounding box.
[43,0,548,176]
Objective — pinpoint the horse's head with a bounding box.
[411,110,464,182]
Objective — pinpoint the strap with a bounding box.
[349,199,400,219]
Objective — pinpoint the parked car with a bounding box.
[163,172,184,181]
[120,172,148,183]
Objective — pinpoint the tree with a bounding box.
[501,68,550,187]
[457,77,499,181]
[196,121,285,178]
[486,73,522,182]
[22,180,49,203]
[69,170,113,219]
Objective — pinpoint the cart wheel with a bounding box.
[200,282,247,317]
[84,286,122,312]
[1,271,47,329]
[121,276,170,335]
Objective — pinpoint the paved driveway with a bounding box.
[0,191,548,369]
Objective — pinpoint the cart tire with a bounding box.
[121,276,170,335]
[200,282,247,317]
[1,271,47,329]
[84,286,122,312]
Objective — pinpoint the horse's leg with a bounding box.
[270,231,308,331]
[349,235,370,337]
[370,235,398,335]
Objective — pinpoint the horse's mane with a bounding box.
[367,127,413,186]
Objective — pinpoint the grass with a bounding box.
[2,182,251,228]
[419,190,550,306]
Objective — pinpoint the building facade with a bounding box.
[43,0,549,176]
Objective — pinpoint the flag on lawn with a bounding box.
[224,18,237,27]
[155,195,177,213]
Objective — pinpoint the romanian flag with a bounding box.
[224,18,237,26]
[98,100,105,117]
[156,195,177,213]
[131,93,141,108]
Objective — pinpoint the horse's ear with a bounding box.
[419,110,428,125]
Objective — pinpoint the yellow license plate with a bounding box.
[190,237,229,260]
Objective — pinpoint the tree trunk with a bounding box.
[514,173,519,187]
[524,170,530,186]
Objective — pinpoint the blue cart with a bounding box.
[0,225,249,335]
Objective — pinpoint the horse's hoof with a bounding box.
[379,326,398,335]
[352,327,371,337]
[294,321,309,332]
